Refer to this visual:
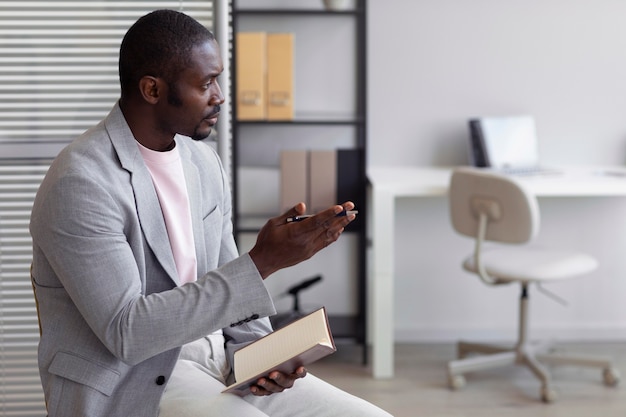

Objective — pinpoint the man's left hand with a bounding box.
[249,366,307,396]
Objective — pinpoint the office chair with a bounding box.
[446,167,620,402]
[270,275,323,329]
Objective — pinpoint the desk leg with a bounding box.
[370,187,395,378]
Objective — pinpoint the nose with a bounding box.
[210,82,225,105]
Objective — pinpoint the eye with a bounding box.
[203,78,217,90]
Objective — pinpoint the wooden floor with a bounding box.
[307,342,626,417]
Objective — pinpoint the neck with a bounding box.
[119,98,175,151]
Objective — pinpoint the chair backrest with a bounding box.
[448,167,540,244]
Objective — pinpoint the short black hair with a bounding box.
[119,9,215,98]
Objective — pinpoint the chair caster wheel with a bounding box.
[603,368,620,387]
[540,386,557,403]
[448,374,465,390]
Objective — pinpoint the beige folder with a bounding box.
[309,150,337,214]
[236,32,266,120]
[266,33,294,120]
[280,150,308,213]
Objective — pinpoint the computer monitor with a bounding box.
[468,115,539,170]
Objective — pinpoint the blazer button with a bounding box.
[156,375,166,386]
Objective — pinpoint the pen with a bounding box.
[286,210,359,223]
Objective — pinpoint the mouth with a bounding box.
[205,112,220,126]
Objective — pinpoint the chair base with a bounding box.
[447,340,620,403]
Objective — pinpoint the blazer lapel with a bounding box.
[131,169,181,286]
[178,138,208,277]
[104,104,180,286]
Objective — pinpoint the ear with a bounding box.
[138,76,162,104]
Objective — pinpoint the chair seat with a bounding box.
[463,246,598,283]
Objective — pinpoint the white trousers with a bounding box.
[158,337,392,417]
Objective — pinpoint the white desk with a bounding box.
[367,165,626,378]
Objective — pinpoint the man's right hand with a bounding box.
[248,201,356,279]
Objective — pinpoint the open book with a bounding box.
[222,307,336,396]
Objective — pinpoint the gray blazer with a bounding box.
[30,103,276,417]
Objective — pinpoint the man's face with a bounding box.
[158,39,224,141]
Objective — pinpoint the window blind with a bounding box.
[0,160,51,416]
[0,0,214,157]
[0,1,214,415]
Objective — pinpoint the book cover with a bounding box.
[279,149,308,213]
[337,149,364,230]
[266,33,294,120]
[236,32,267,120]
[222,307,336,396]
[309,150,337,214]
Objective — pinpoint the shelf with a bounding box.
[234,111,363,124]
[235,118,365,126]
[233,9,363,17]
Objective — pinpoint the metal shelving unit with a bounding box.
[228,0,367,363]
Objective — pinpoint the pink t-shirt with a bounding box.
[137,141,197,285]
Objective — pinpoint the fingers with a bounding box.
[315,205,356,239]
[282,201,356,230]
[279,202,307,222]
[293,202,355,249]
[302,202,356,227]
[249,368,307,397]
[341,201,356,212]
[249,202,357,278]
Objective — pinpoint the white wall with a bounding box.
[368,0,626,342]
[369,0,626,166]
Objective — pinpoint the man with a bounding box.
[29,9,392,417]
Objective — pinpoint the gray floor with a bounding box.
[307,342,626,417]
